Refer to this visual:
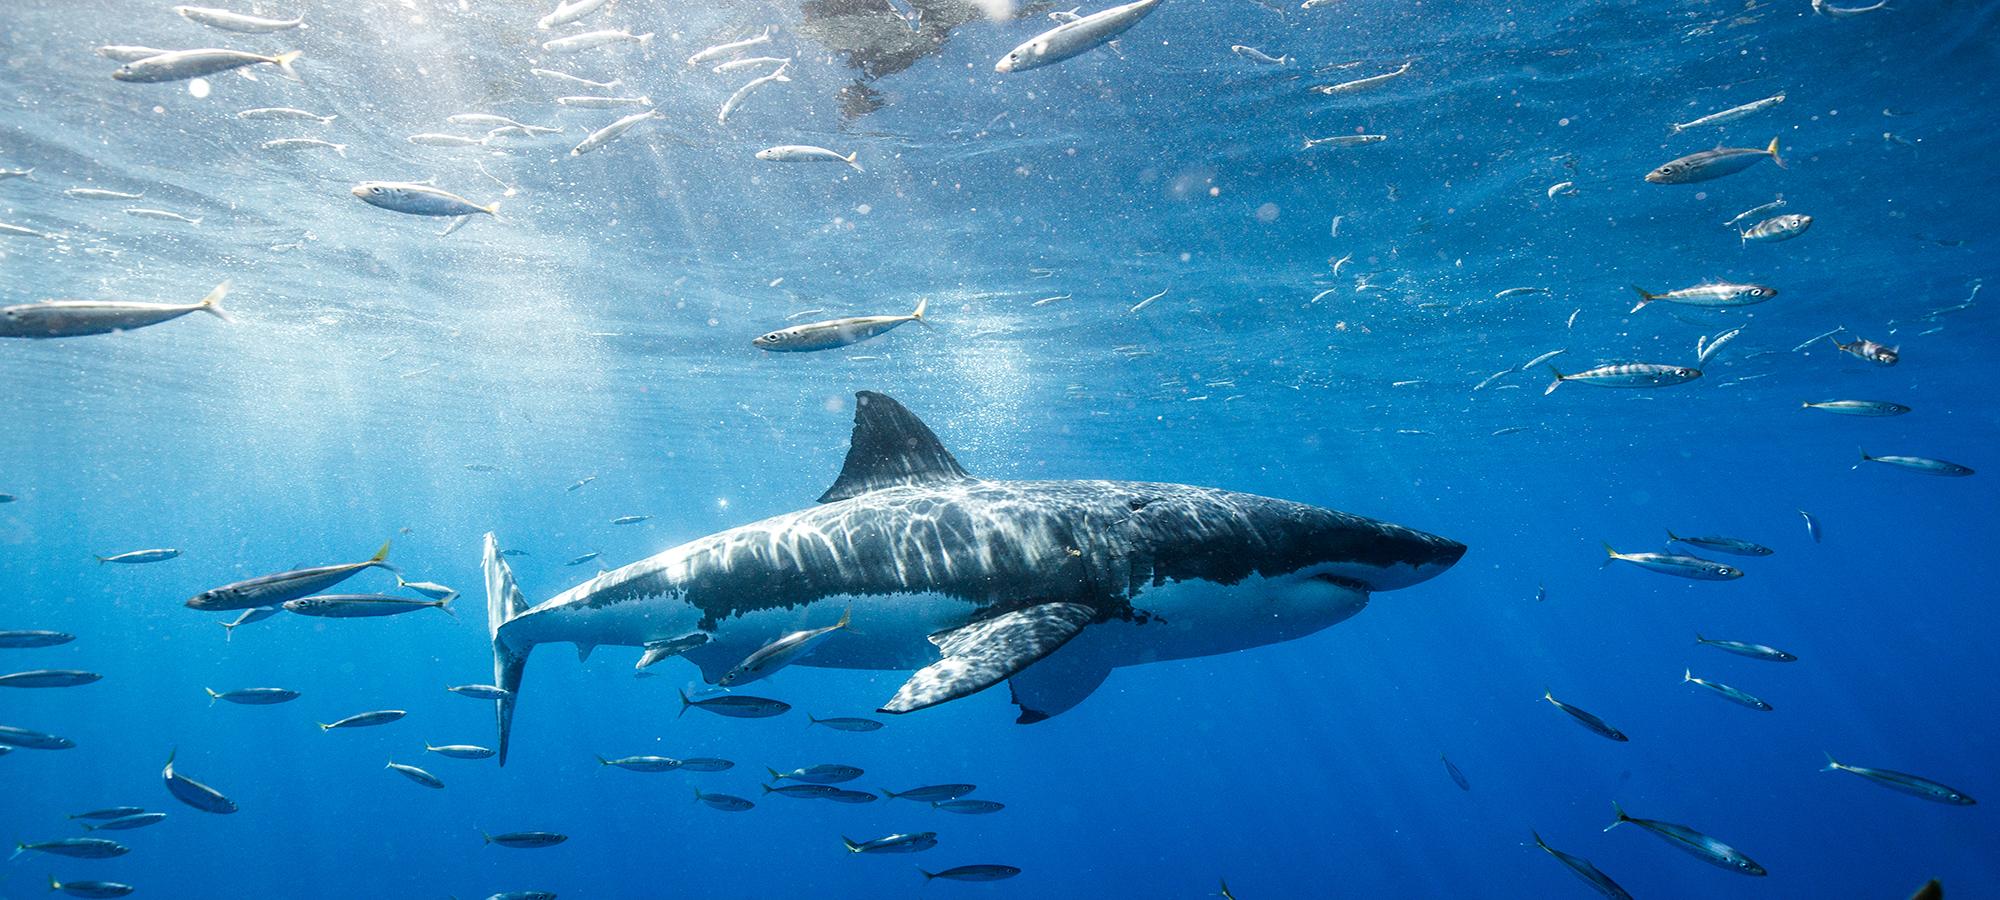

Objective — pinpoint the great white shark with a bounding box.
[483,391,1464,764]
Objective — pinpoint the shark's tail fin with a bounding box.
[484,532,534,767]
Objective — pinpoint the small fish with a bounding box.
[713,56,790,73]
[239,106,335,123]
[261,138,347,157]
[1822,753,1975,804]
[12,838,128,859]
[162,749,237,813]
[1491,426,1529,437]
[635,634,709,669]
[564,551,601,567]
[352,182,499,218]
[1442,753,1471,791]
[678,690,791,719]
[1858,450,1973,477]
[219,606,279,641]
[537,0,613,30]
[570,109,662,156]
[78,812,167,832]
[47,877,136,898]
[113,48,301,83]
[0,670,101,688]
[1741,214,1812,243]
[93,548,182,566]
[610,515,651,525]
[718,64,792,124]
[1546,180,1577,198]
[387,760,444,788]
[566,475,597,492]
[808,715,885,732]
[1494,287,1549,299]
[0,167,31,180]
[1696,635,1797,662]
[1696,327,1742,367]
[764,783,844,799]
[0,221,53,239]
[693,789,755,811]
[1724,195,1787,227]
[754,300,926,352]
[1670,93,1786,134]
[1130,288,1168,313]
[1530,831,1634,900]
[1831,335,1898,365]
[932,799,1006,814]
[768,764,864,784]
[1311,61,1413,94]
[205,687,300,705]
[543,29,653,53]
[1629,282,1775,313]
[407,133,487,148]
[1534,583,1547,603]
[1802,399,1909,417]
[448,114,560,134]
[1603,544,1742,580]
[1230,45,1289,65]
[1545,364,1701,395]
[63,187,145,200]
[175,5,303,32]
[882,784,976,802]
[1517,348,1566,372]
[598,755,682,772]
[680,757,735,772]
[318,709,407,731]
[531,68,621,89]
[482,831,568,848]
[1798,510,1822,543]
[422,744,496,760]
[501,549,531,557]
[920,865,1021,882]
[756,145,864,171]
[1813,0,1890,16]
[555,95,652,109]
[719,609,853,685]
[284,594,453,618]
[1543,691,1629,742]
[448,684,511,700]
[1302,134,1387,149]
[0,725,75,749]
[96,45,170,62]
[68,808,147,821]
[396,577,458,601]
[841,832,938,854]
[1646,138,1783,184]
[687,26,776,67]
[1604,802,1766,876]
[1684,670,1773,711]
[124,208,202,225]
[1665,531,1772,557]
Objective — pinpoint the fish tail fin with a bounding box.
[1529,830,1547,850]
[198,280,234,322]
[845,151,864,172]
[1601,543,1618,567]
[1629,285,1655,313]
[841,836,863,853]
[272,50,302,80]
[369,540,392,565]
[919,867,938,881]
[595,755,609,767]
[80,822,98,831]
[317,722,332,731]
[434,596,456,619]
[480,830,492,845]
[910,297,933,329]
[1821,751,1842,772]
[1683,668,1693,683]
[205,687,220,706]
[8,844,23,862]
[221,621,235,642]
[760,783,775,795]
[638,32,655,45]
[880,788,898,800]
[836,606,854,631]
[1543,365,1566,396]
[678,688,693,718]
[1604,801,1628,832]
[482,200,502,218]
[807,714,821,729]
[1665,528,1680,544]
[483,532,534,767]
[1767,136,1785,168]
[95,555,107,564]
[49,874,61,890]
[1695,633,1706,644]
[766,767,784,781]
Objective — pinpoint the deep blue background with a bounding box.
[2,0,1995,897]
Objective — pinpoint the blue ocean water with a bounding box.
[3,0,1997,897]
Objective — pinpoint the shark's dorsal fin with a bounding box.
[817,391,971,503]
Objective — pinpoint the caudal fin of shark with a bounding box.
[483,532,534,766]
[878,601,1096,715]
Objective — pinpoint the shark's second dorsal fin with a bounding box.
[817,391,971,503]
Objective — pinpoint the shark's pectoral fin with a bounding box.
[879,602,1095,715]
[1007,646,1112,724]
